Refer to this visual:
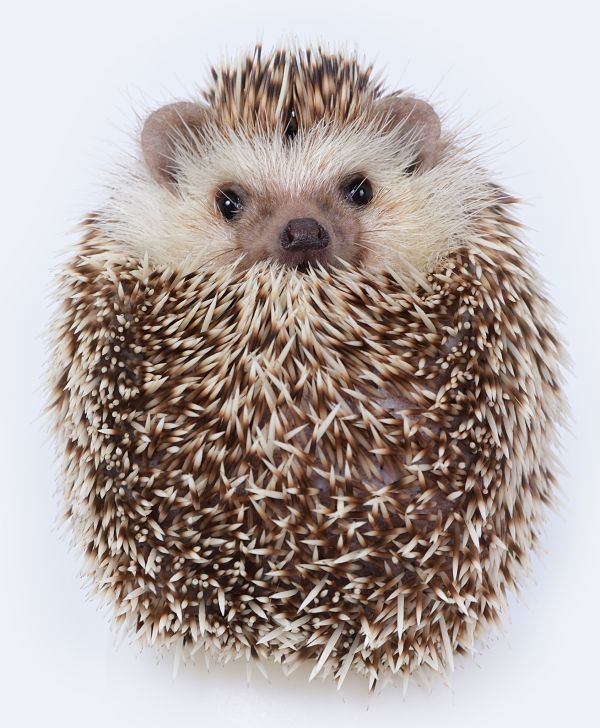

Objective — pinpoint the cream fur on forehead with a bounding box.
[97,116,492,275]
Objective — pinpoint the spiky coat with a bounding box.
[48,46,566,688]
[48,201,565,687]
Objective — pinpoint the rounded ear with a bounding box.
[141,102,208,187]
[375,95,441,172]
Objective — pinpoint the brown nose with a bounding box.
[280,218,330,251]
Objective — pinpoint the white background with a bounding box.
[2,1,598,726]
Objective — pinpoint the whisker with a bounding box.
[350,176,369,195]
[353,241,386,256]
[354,235,394,251]
[203,247,244,267]
[216,188,240,206]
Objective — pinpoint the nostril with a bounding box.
[280,217,330,251]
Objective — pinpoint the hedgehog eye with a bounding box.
[343,177,373,206]
[216,189,243,220]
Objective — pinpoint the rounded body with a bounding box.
[48,199,565,684]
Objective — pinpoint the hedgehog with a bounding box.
[47,44,566,690]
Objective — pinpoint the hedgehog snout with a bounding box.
[280,218,330,252]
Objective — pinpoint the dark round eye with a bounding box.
[216,189,243,220]
[344,177,373,206]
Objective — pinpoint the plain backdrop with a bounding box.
[1,1,598,726]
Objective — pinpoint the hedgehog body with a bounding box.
[48,45,566,688]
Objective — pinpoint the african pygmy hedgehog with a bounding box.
[48,43,566,690]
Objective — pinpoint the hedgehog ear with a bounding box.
[141,102,208,187]
[375,95,441,172]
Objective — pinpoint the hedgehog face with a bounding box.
[94,47,492,279]
[209,172,373,270]
[137,98,445,273]
[203,142,381,270]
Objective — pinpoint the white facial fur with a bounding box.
[94,107,494,279]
